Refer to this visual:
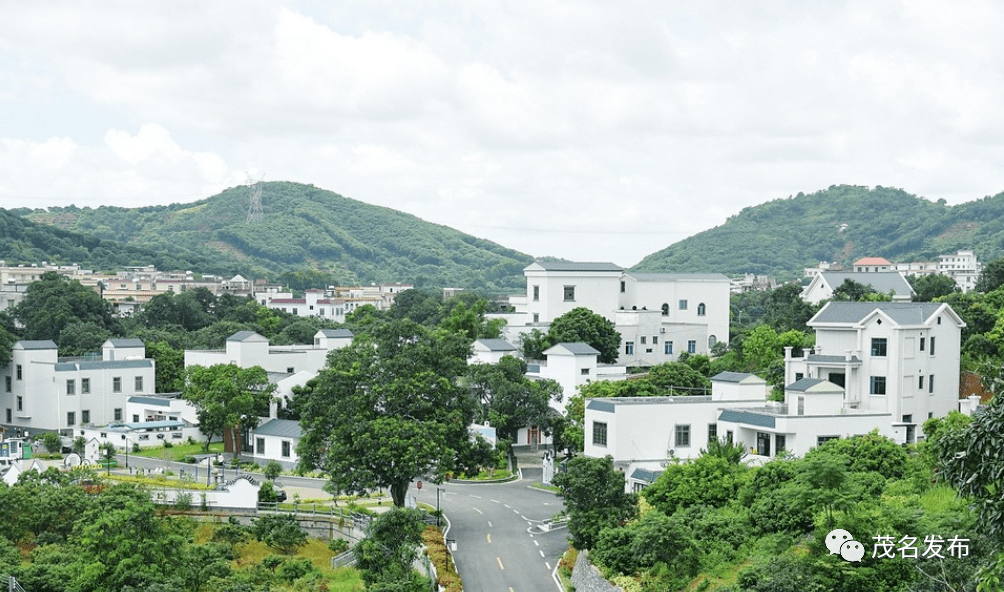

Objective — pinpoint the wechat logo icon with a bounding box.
[827,529,864,563]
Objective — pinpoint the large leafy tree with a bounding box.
[146,341,185,393]
[297,319,477,507]
[466,355,562,443]
[909,273,959,302]
[353,508,429,589]
[12,271,119,347]
[976,257,1004,293]
[552,455,637,550]
[547,307,622,364]
[183,364,276,452]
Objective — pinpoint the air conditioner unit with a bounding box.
[660,328,666,333]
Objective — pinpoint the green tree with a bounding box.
[253,514,307,554]
[146,341,185,393]
[520,328,550,360]
[643,454,749,515]
[647,361,712,395]
[547,307,622,364]
[551,455,637,550]
[439,297,505,341]
[593,512,699,584]
[297,320,477,507]
[263,460,283,481]
[796,452,855,529]
[976,257,1004,293]
[467,355,561,442]
[183,364,277,452]
[13,271,119,344]
[910,273,960,302]
[353,507,429,588]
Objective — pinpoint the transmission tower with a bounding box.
[246,173,264,224]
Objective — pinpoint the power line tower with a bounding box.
[246,173,264,224]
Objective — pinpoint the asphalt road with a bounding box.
[412,467,568,592]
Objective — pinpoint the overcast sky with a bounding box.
[1,2,1002,268]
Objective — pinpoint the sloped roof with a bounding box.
[318,329,354,338]
[14,340,57,350]
[810,301,949,326]
[129,396,171,407]
[253,419,303,439]
[718,409,776,428]
[227,331,266,342]
[474,339,518,352]
[528,261,623,272]
[544,342,601,356]
[55,359,153,372]
[853,257,893,266]
[630,468,663,484]
[819,272,913,297]
[624,272,730,282]
[785,377,842,393]
[106,338,145,348]
[711,371,760,383]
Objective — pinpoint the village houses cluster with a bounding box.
[0,250,988,494]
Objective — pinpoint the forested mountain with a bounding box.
[17,181,533,291]
[634,184,1004,280]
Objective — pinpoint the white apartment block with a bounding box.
[505,262,730,366]
[1,338,155,437]
[939,249,981,293]
[259,284,412,323]
[184,329,352,376]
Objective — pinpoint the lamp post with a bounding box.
[124,436,129,470]
[436,487,444,527]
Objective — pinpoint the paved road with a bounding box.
[412,468,567,592]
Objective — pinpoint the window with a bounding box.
[679,299,688,310]
[593,421,608,446]
[113,377,122,393]
[756,432,771,457]
[870,338,887,357]
[930,337,936,355]
[920,337,925,351]
[697,303,706,316]
[133,414,140,423]
[664,341,673,355]
[17,396,23,411]
[282,441,291,458]
[640,336,646,345]
[114,408,122,421]
[257,438,265,454]
[287,367,295,374]
[4,376,9,392]
[775,434,786,455]
[5,409,10,423]
[902,414,912,424]
[661,303,669,316]
[580,368,590,375]
[708,335,717,349]
[675,424,691,448]
[135,376,143,391]
[532,285,539,301]
[919,376,924,389]
[625,341,634,355]
[292,308,298,315]
[563,286,575,301]
[620,281,625,293]
[81,378,90,394]
[533,313,539,323]
[795,372,804,381]
[687,340,696,354]
[67,412,75,426]
[929,375,934,394]
[938,316,942,325]
[82,410,90,424]
[708,423,717,442]
[870,376,887,395]
[16,364,21,380]
[798,396,805,415]
[652,336,658,344]
[66,380,75,395]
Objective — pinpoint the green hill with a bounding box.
[18,181,533,292]
[633,184,1004,280]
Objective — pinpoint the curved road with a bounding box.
[411,468,568,592]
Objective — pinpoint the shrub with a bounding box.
[558,546,579,578]
[175,492,193,510]
[328,538,350,554]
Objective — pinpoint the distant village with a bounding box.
[0,248,988,494]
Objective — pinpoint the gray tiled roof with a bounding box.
[107,338,145,348]
[546,342,601,356]
[318,329,354,338]
[811,301,945,325]
[711,371,758,383]
[227,331,265,342]
[819,272,913,297]
[625,272,730,282]
[630,468,663,483]
[587,399,616,413]
[807,354,861,364]
[129,396,171,407]
[588,396,714,409]
[785,377,833,392]
[475,339,518,352]
[531,261,623,272]
[15,340,57,350]
[253,419,303,439]
[55,359,153,371]
[718,409,776,428]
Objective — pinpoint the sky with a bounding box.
[1,1,1003,268]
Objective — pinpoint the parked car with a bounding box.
[275,489,288,502]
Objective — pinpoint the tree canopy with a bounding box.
[544,307,622,364]
[182,364,276,452]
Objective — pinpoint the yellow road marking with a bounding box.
[497,557,505,570]
[487,534,492,543]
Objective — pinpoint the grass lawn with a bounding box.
[130,441,224,462]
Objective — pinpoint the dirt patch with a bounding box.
[204,241,248,260]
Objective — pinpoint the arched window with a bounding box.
[697,303,706,316]
[661,303,669,316]
[708,335,717,349]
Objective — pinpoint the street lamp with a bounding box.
[436,487,445,527]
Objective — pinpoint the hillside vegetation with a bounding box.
[18,181,533,291]
[634,184,1004,280]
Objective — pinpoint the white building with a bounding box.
[853,257,894,272]
[939,249,981,293]
[1,339,156,436]
[801,271,914,304]
[470,339,520,365]
[184,329,351,376]
[504,262,731,365]
[248,418,303,468]
[783,301,964,443]
[260,284,412,323]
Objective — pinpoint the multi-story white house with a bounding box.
[184,329,352,376]
[1,338,155,437]
[502,261,731,366]
[939,249,981,293]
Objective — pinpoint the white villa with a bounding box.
[498,261,730,366]
[1,338,156,437]
[184,329,352,376]
[801,271,914,304]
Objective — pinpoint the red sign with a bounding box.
[416,480,423,490]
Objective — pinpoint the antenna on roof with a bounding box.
[245,172,264,224]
